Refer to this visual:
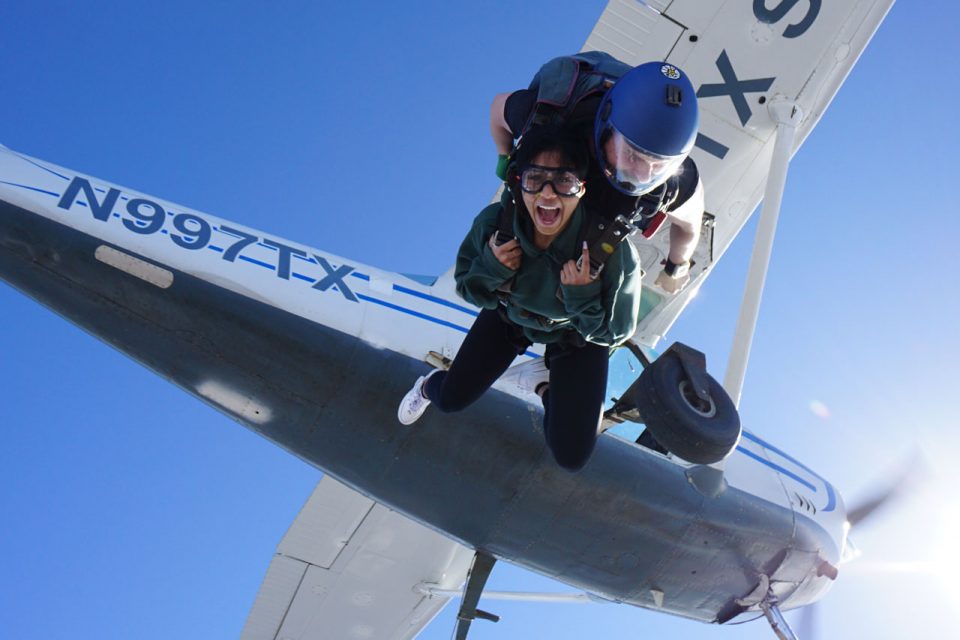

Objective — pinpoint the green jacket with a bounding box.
[455,199,642,346]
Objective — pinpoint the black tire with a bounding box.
[630,356,741,464]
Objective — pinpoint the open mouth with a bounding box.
[535,204,561,227]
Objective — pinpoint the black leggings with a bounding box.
[424,308,609,471]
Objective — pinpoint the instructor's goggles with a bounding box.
[597,125,684,196]
[519,165,585,197]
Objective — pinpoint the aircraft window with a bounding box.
[637,286,663,323]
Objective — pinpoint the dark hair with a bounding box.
[514,124,589,177]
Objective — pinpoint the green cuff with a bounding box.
[561,279,603,303]
[495,154,510,181]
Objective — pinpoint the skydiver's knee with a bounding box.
[543,409,599,471]
[546,429,596,471]
[549,446,591,472]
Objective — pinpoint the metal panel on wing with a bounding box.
[241,476,474,640]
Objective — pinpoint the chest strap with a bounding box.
[580,174,679,278]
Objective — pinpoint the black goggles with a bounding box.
[518,165,585,197]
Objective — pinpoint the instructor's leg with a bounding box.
[541,342,609,471]
[425,308,529,412]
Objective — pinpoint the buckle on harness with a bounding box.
[614,214,640,235]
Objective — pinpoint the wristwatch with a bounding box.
[663,258,690,279]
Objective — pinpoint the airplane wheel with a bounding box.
[632,356,741,464]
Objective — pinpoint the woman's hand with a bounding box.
[560,242,595,286]
[489,234,522,271]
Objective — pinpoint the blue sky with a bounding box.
[1,2,958,639]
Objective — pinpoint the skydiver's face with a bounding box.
[520,150,586,249]
[599,126,683,195]
[603,134,666,183]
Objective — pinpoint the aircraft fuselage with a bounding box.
[0,147,844,624]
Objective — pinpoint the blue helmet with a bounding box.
[594,62,699,195]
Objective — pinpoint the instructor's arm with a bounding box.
[490,92,514,156]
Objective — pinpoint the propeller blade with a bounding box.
[846,483,903,527]
[846,452,925,527]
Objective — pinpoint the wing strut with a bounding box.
[760,595,800,640]
[420,586,596,603]
[453,552,500,640]
[723,100,804,408]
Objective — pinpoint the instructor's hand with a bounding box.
[560,242,595,286]
[489,235,522,271]
[654,269,689,294]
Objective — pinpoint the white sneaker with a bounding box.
[397,370,438,425]
[514,358,550,396]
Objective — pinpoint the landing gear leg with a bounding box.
[453,552,500,640]
[760,594,799,640]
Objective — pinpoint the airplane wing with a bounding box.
[582,0,893,346]
[243,4,894,629]
[241,476,473,640]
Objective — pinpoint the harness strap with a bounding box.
[493,183,520,298]
[521,53,627,148]
[579,173,680,277]
[495,189,515,242]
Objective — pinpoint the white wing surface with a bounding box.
[585,0,894,345]
[241,476,473,640]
